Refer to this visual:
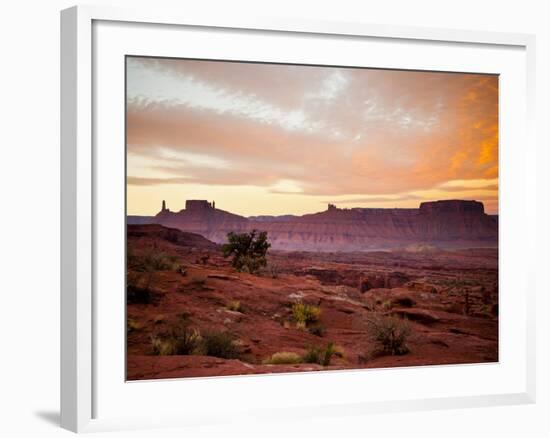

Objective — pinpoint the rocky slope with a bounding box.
[128,199,498,251]
[126,224,498,380]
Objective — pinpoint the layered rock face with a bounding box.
[137,199,497,251]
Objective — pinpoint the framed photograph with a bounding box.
[61,5,536,433]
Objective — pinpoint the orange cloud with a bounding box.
[126,58,499,214]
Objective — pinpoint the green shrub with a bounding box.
[263,351,303,365]
[222,230,271,274]
[199,330,240,359]
[292,302,321,326]
[366,315,411,356]
[171,325,201,355]
[303,342,336,366]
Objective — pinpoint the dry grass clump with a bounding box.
[127,318,143,333]
[366,315,411,356]
[150,320,241,360]
[150,317,201,356]
[128,250,179,272]
[225,300,242,312]
[263,351,303,365]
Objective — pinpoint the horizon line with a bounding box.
[127,198,498,217]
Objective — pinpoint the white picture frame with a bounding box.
[60,4,536,433]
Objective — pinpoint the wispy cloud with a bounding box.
[126,58,498,215]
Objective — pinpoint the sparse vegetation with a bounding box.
[222,230,271,274]
[127,250,179,304]
[127,273,155,304]
[366,315,411,356]
[308,322,326,337]
[198,330,240,359]
[128,250,179,272]
[150,335,175,356]
[292,302,321,327]
[150,317,201,356]
[263,351,303,365]
[303,342,336,366]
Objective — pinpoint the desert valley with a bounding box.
[126,199,498,380]
[125,58,499,380]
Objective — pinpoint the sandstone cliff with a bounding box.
[129,199,497,251]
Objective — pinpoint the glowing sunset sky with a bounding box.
[126,57,498,216]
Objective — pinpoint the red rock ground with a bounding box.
[126,225,498,380]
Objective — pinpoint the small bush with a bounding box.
[127,272,156,304]
[127,284,154,304]
[263,351,303,365]
[127,251,179,304]
[366,315,411,356]
[222,230,271,274]
[199,330,240,359]
[381,300,393,311]
[150,317,201,356]
[128,250,179,272]
[303,342,336,366]
[292,302,321,327]
[171,324,201,355]
[302,346,322,364]
[308,322,326,337]
[150,335,175,356]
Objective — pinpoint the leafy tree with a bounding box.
[222,229,271,274]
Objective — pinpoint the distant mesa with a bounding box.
[185,199,215,211]
[419,199,484,215]
[127,199,498,251]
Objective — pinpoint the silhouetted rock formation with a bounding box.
[129,199,498,251]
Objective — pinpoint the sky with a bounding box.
[126,57,498,216]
